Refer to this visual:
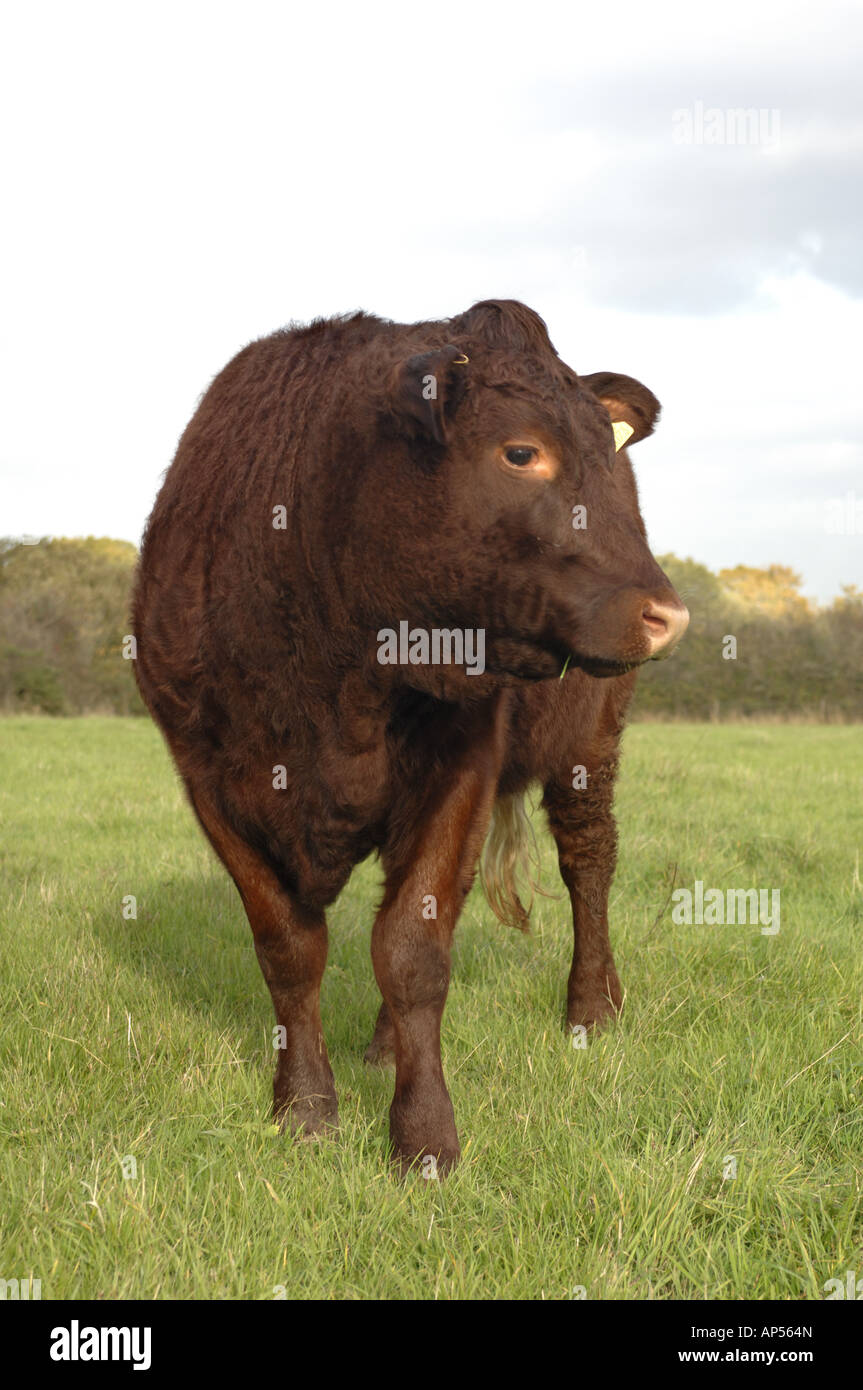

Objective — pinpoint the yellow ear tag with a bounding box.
[612,420,634,452]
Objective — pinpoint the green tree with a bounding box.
[0,537,142,714]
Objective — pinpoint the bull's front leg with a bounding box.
[372,708,504,1176]
[543,756,623,1033]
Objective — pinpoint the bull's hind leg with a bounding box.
[189,791,338,1136]
[363,1001,395,1067]
[543,760,623,1034]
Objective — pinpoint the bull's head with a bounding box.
[363,298,689,687]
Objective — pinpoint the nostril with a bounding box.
[642,606,668,635]
[642,598,690,653]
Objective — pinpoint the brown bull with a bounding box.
[132,298,688,1174]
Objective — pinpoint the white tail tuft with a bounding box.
[479,792,555,931]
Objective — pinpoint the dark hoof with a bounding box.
[391,1142,460,1181]
[389,1099,460,1179]
[275,1094,339,1139]
[566,997,621,1035]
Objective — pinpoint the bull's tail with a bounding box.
[479,791,555,932]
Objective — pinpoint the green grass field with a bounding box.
[1,717,861,1300]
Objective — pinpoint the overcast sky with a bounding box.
[2,0,861,603]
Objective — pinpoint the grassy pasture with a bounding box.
[1,717,861,1300]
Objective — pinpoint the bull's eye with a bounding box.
[496,441,558,480]
[503,446,537,467]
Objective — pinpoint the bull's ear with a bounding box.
[390,344,469,446]
[580,371,661,450]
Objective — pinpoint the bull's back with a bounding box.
[133,332,308,715]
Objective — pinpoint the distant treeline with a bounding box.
[639,555,862,720]
[1,537,861,720]
[0,538,142,716]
